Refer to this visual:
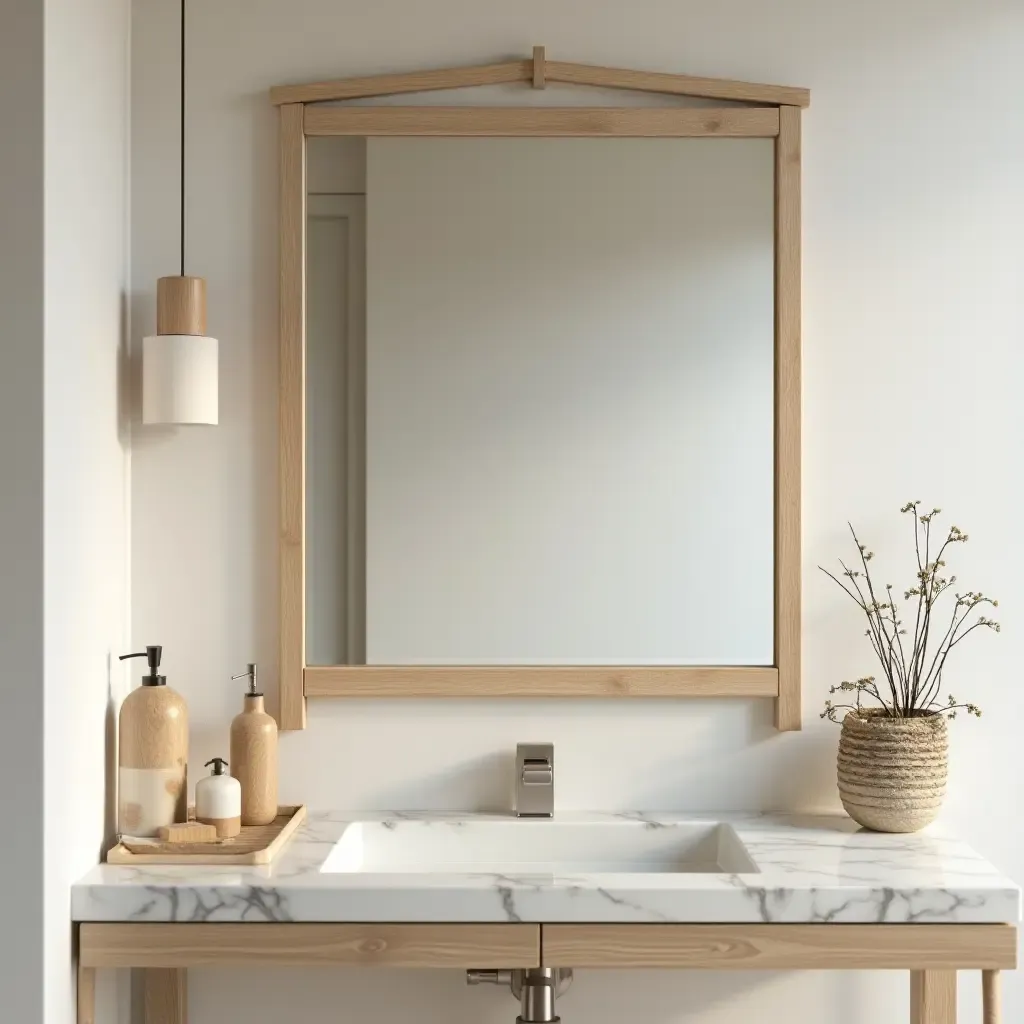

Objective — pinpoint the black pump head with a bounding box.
[205,757,229,776]
[119,646,166,686]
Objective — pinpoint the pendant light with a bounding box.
[142,0,218,425]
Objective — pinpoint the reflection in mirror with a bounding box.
[307,137,774,667]
[306,191,366,666]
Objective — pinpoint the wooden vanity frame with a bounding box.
[272,48,805,732]
[77,922,1013,1023]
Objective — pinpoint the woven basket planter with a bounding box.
[837,709,948,833]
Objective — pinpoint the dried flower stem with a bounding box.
[819,502,996,722]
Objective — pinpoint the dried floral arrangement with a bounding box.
[821,501,999,722]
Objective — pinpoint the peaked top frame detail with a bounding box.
[272,48,805,733]
[269,48,810,108]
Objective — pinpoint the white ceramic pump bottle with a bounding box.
[195,757,242,838]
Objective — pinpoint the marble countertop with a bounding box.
[72,812,1021,924]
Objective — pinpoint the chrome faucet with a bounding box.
[515,742,554,817]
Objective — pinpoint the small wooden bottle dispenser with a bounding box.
[117,646,188,836]
[229,663,278,826]
[195,757,242,838]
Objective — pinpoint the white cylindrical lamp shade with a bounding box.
[143,333,219,424]
[143,275,219,425]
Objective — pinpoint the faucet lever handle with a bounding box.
[515,742,555,817]
[521,758,553,785]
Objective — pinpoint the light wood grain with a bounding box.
[279,56,801,722]
[143,968,187,1024]
[304,665,779,698]
[108,806,306,865]
[118,685,188,833]
[195,814,241,839]
[545,60,809,107]
[77,964,96,1024]
[156,276,206,336]
[251,803,307,865]
[983,969,1001,1024]
[773,104,802,732]
[279,102,307,731]
[157,821,217,843]
[540,925,1017,970]
[80,924,540,969]
[269,57,808,107]
[270,60,530,105]
[303,106,780,138]
[230,694,279,825]
[118,687,188,770]
[533,46,546,89]
[911,970,956,1024]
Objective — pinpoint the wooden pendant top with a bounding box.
[157,276,207,336]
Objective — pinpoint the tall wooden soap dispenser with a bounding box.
[117,645,188,836]
[230,663,278,825]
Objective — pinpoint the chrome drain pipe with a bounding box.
[517,967,562,1022]
[467,967,573,1023]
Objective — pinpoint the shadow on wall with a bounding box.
[372,749,514,813]
[627,702,839,813]
[286,698,840,814]
[104,653,119,857]
[189,965,904,1023]
[246,88,281,720]
[117,291,131,450]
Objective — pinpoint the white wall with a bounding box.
[0,1,130,1020]
[44,0,132,1022]
[0,1,45,1018]
[362,138,774,665]
[306,193,365,666]
[129,1,1024,1021]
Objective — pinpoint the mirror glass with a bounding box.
[306,136,774,667]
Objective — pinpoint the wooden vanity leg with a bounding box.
[143,968,188,1024]
[910,970,956,1023]
[983,970,1001,1023]
[77,964,96,1024]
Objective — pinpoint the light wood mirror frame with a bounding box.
[272,48,807,731]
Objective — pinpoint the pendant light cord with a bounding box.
[180,0,186,277]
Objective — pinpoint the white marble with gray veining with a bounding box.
[71,812,1020,924]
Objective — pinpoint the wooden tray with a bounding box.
[106,805,307,866]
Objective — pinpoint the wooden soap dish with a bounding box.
[106,805,306,865]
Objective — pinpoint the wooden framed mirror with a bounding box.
[273,50,806,731]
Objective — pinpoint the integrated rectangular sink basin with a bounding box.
[321,820,758,875]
